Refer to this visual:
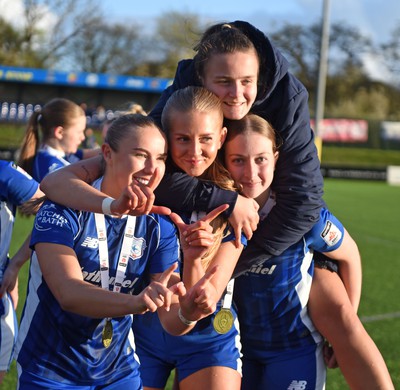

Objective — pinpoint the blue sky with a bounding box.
[101,0,399,44]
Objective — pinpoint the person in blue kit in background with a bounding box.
[0,161,44,385]
[18,97,99,183]
[222,114,394,390]
[15,114,224,389]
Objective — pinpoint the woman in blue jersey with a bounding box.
[18,98,95,182]
[0,161,43,384]
[222,114,394,390]
[15,114,224,390]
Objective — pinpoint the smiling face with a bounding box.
[224,131,278,207]
[168,109,227,177]
[102,124,167,198]
[201,50,259,120]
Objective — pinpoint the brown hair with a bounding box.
[193,23,260,89]
[18,98,84,175]
[224,114,280,152]
[105,113,160,152]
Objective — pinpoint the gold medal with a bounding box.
[213,308,234,334]
[102,319,113,348]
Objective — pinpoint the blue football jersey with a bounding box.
[234,206,344,360]
[0,161,39,277]
[15,178,180,385]
[33,145,83,182]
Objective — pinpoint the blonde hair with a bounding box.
[162,86,239,269]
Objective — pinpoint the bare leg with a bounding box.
[309,268,394,390]
[179,366,241,390]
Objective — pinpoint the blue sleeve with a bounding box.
[307,207,344,252]
[66,149,84,163]
[30,201,79,250]
[0,161,39,205]
[222,227,247,247]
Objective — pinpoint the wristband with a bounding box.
[178,308,197,326]
[102,197,115,215]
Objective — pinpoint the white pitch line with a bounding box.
[360,311,400,323]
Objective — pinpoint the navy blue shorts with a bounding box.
[241,343,326,390]
[132,309,242,388]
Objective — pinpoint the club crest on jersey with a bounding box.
[321,220,342,246]
[130,238,146,260]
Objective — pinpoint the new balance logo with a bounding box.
[287,380,307,390]
[81,237,98,249]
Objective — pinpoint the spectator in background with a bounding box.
[100,102,147,142]
[82,128,99,149]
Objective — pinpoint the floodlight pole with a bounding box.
[314,0,331,160]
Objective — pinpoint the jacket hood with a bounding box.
[230,20,289,104]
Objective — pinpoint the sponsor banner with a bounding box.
[381,121,400,140]
[0,65,172,93]
[320,165,386,181]
[311,119,368,142]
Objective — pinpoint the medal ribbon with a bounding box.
[94,213,137,292]
[222,278,235,310]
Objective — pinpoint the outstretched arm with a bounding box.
[41,157,169,215]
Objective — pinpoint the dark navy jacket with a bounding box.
[150,21,324,276]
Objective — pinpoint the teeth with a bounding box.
[136,178,149,185]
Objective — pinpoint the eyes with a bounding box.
[230,156,269,165]
[174,135,214,144]
[216,78,255,86]
[133,152,167,163]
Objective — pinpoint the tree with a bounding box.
[0,0,102,69]
[380,23,400,83]
[329,23,372,76]
[138,11,203,78]
[270,23,320,93]
[68,18,143,74]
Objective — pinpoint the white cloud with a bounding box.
[363,53,392,83]
[0,0,57,31]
